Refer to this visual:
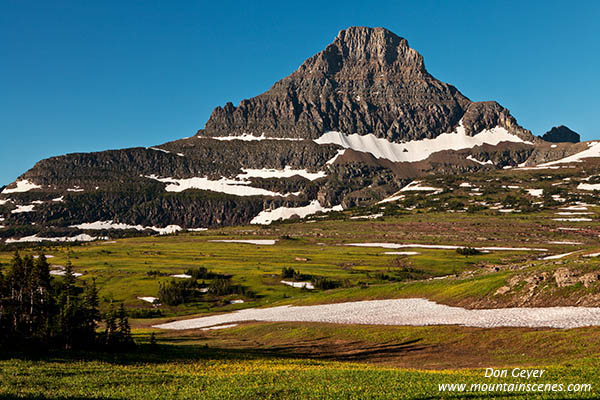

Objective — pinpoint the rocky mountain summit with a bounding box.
[542,125,580,143]
[0,27,596,242]
[204,27,533,142]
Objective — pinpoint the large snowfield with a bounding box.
[314,122,532,163]
[154,298,600,330]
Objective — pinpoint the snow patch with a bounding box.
[209,239,277,245]
[2,180,42,194]
[552,218,593,222]
[281,280,315,289]
[350,213,383,220]
[525,189,543,197]
[466,155,494,166]
[517,166,561,170]
[138,297,159,304]
[347,243,548,251]
[542,252,578,260]
[399,181,442,193]
[11,204,36,214]
[171,274,192,279]
[149,146,170,154]
[560,206,589,211]
[377,193,404,204]
[326,149,346,165]
[6,234,105,243]
[50,270,83,277]
[555,212,593,216]
[70,221,182,235]
[146,175,292,197]
[149,147,184,156]
[383,251,420,256]
[237,167,326,181]
[578,183,600,191]
[251,200,343,225]
[207,133,303,142]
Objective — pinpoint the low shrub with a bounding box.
[456,247,482,256]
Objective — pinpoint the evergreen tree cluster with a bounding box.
[0,252,134,352]
[158,274,254,306]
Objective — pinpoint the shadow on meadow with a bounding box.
[0,344,266,365]
[0,336,431,367]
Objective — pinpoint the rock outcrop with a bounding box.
[541,125,580,143]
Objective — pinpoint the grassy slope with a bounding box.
[2,345,598,399]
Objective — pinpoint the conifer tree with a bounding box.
[117,302,134,348]
[103,303,118,347]
[83,279,100,344]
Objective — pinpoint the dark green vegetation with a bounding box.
[456,247,483,256]
[158,275,254,307]
[0,252,133,351]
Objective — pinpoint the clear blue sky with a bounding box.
[1,0,599,186]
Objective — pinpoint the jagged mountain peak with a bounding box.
[298,26,426,76]
[203,26,532,143]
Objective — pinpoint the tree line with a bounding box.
[0,252,133,352]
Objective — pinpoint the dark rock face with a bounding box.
[524,141,589,166]
[23,139,340,185]
[1,140,337,230]
[204,26,533,142]
[542,125,580,143]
